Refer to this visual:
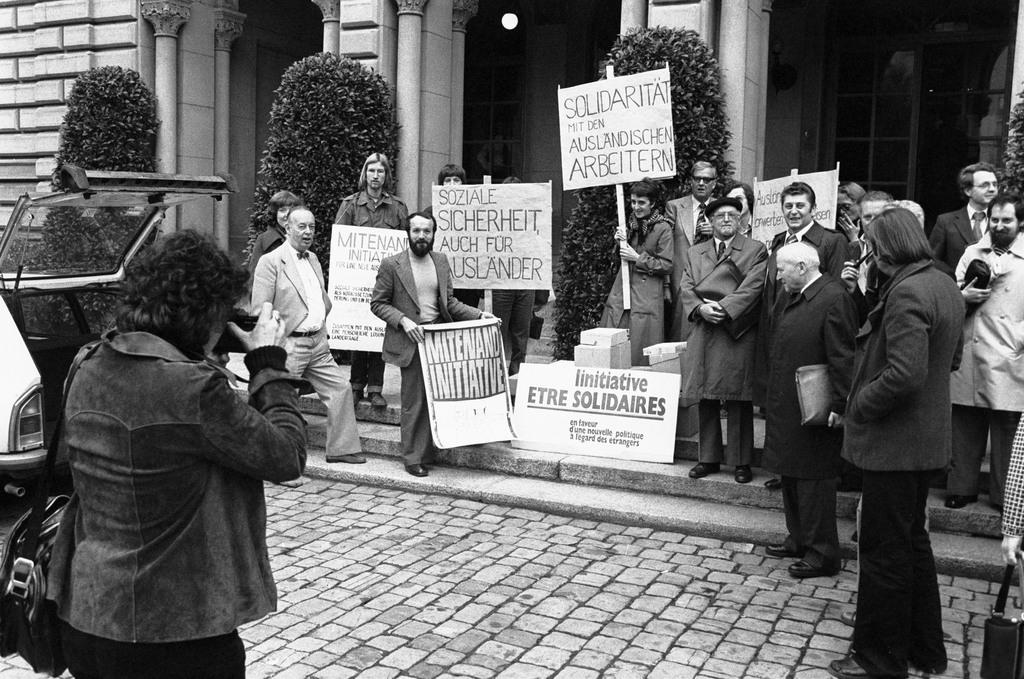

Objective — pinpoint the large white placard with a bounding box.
[513,362,680,464]
[558,66,675,190]
[432,182,552,289]
[419,318,516,448]
[750,168,840,249]
[326,224,407,351]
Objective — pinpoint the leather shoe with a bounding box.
[944,494,978,509]
[764,477,782,490]
[789,560,840,579]
[326,453,366,463]
[689,462,720,479]
[828,656,874,678]
[765,543,803,558]
[909,659,947,675]
[734,465,752,484]
[405,464,428,477]
[369,392,388,408]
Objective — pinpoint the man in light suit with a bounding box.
[929,161,998,277]
[665,159,718,340]
[371,212,493,477]
[252,207,365,463]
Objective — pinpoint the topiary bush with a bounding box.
[1003,91,1024,194]
[245,53,399,270]
[553,27,732,359]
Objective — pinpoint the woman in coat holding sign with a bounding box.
[601,177,674,366]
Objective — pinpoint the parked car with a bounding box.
[0,165,233,494]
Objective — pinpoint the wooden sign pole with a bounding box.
[606,63,631,310]
[482,174,494,314]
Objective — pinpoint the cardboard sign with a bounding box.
[512,362,680,463]
[558,66,676,190]
[750,168,840,249]
[419,318,516,448]
[326,224,407,351]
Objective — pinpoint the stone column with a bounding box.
[450,0,477,164]
[1012,4,1024,108]
[619,0,647,33]
[141,0,192,231]
[213,8,245,249]
[394,0,428,206]
[312,0,341,55]
[755,0,772,178]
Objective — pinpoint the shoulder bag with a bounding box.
[981,556,1024,679]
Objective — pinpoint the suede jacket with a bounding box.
[47,332,307,643]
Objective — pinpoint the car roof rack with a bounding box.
[54,165,236,199]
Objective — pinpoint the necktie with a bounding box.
[716,240,726,260]
[971,211,984,241]
[785,233,798,246]
[695,203,711,244]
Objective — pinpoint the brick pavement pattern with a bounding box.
[0,479,1001,678]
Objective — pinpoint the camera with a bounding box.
[212,313,258,355]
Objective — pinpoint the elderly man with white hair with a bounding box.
[761,241,858,579]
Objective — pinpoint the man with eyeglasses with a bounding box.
[680,197,767,485]
[929,161,998,277]
[666,160,719,340]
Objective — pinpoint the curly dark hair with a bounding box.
[117,230,249,355]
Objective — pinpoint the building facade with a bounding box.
[1,0,1021,259]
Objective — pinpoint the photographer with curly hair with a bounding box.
[47,230,307,679]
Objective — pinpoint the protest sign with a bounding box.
[432,182,552,290]
[750,167,840,248]
[326,224,407,351]
[419,318,516,448]
[558,66,675,191]
[512,362,680,464]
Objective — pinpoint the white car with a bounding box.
[0,166,233,493]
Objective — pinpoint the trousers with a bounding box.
[286,330,361,456]
[350,350,385,393]
[697,399,753,466]
[400,346,434,465]
[948,404,1021,506]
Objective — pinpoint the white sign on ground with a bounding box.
[512,362,680,464]
[431,182,552,289]
[419,318,516,448]
[751,167,840,249]
[558,66,675,190]
[326,224,407,351]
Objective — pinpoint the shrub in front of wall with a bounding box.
[245,52,400,272]
[553,27,732,359]
[1003,92,1024,195]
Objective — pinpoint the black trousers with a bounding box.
[697,399,753,466]
[853,469,946,677]
[400,346,435,465]
[780,476,840,570]
[350,350,385,392]
[60,620,244,679]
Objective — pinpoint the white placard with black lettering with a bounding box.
[558,66,675,191]
[750,167,840,249]
[512,362,680,463]
[326,224,408,351]
[431,182,552,290]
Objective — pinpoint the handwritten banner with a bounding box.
[419,318,516,448]
[558,66,675,190]
[512,362,680,463]
[326,224,407,351]
[751,168,840,249]
[432,182,552,289]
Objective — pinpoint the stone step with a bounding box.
[305,414,1003,543]
[297,448,1005,582]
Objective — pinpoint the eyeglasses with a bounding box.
[712,212,738,222]
[691,176,717,184]
[973,181,997,189]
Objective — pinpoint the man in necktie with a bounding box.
[665,160,719,340]
[679,197,768,484]
[252,207,365,464]
[929,161,998,276]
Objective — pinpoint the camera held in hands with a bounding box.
[212,313,259,355]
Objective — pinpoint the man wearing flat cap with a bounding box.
[679,196,768,484]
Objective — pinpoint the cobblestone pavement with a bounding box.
[0,478,1002,678]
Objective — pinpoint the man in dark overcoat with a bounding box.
[679,197,767,484]
[761,242,857,579]
[829,208,964,679]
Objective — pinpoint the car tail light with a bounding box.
[11,388,43,451]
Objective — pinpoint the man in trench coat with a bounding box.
[679,197,767,484]
[761,242,857,579]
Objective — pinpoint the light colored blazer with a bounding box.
[251,246,332,337]
[370,250,481,368]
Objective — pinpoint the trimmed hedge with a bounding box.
[245,53,400,271]
[1003,91,1024,194]
[553,27,732,359]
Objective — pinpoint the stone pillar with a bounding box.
[141,0,192,231]
[619,0,647,33]
[717,0,770,180]
[450,0,477,164]
[1012,3,1024,109]
[394,0,428,206]
[312,0,341,55]
[214,8,245,249]
[755,0,772,179]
